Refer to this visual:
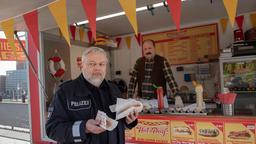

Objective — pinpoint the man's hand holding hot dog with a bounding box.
[125,111,139,125]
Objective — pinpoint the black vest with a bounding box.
[136,55,167,98]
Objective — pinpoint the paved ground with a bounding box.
[0,136,30,144]
[0,102,29,128]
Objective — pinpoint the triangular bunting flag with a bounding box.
[118,0,138,34]
[69,25,76,40]
[220,18,228,33]
[23,10,40,52]
[250,13,256,27]
[48,0,71,47]
[79,27,85,41]
[1,19,17,58]
[87,30,93,44]
[125,36,131,49]
[115,37,122,48]
[135,33,141,46]
[235,15,244,30]
[81,0,97,41]
[166,0,181,31]
[223,0,238,27]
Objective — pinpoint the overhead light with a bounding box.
[76,0,187,25]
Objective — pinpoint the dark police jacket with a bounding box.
[46,74,137,144]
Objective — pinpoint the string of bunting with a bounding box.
[0,0,256,59]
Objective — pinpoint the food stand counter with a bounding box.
[125,114,256,144]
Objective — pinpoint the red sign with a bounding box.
[0,39,26,61]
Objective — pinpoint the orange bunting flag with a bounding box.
[235,15,244,30]
[81,0,97,41]
[69,25,76,40]
[223,0,238,27]
[23,10,40,52]
[250,13,256,27]
[58,28,63,38]
[79,27,85,41]
[115,37,122,48]
[220,18,228,33]
[166,0,181,31]
[118,0,138,34]
[125,36,131,49]
[48,0,71,47]
[135,33,141,46]
[1,19,17,58]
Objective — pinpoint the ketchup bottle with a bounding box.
[157,87,164,112]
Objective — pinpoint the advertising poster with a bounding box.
[125,128,135,141]
[171,120,196,144]
[0,39,26,61]
[196,122,224,144]
[135,119,170,143]
[225,122,255,144]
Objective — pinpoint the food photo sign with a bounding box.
[225,122,255,144]
[196,121,224,144]
[171,120,196,144]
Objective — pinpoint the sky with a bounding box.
[0,31,25,75]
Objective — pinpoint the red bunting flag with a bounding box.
[235,15,244,30]
[23,10,40,52]
[87,30,93,44]
[81,0,97,41]
[135,33,141,46]
[115,37,122,48]
[69,25,76,40]
[166,0,181,31]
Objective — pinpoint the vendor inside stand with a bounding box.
[127,39,180,111]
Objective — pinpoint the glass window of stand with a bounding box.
[220,56,256,116]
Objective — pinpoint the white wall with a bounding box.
[111,12,255,98]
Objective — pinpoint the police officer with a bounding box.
[46,47,138,144]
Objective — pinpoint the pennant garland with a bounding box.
[79,27,85,41]
[48,0,71,47]
[87,30,93,44]
[81,0,97,41]
[69,25,76,40]
[1,19,17,58]
[166,0,181,31]
[223,0,238,27]
[58,28,63,38]
[118,0,138,35]
[135,33,141,46]
[235,15,244,30]
[125,36,131,49]
[115,37,122,48]
[220,18,228,33]
[250,13,256,27]
[23,10,40,52]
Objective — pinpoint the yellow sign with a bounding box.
[0,39,26,61]
[225,122,255,144]
[171,120,196,144]
[196,122,224,144]
[142,24,219,65]
[125,128,135,141]
[135,119,170,143]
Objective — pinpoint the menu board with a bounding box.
[142,24,219,65]
[171,120,196,144]
[135,119,170,143]
[196,122,224,144]
[125,129,135,141]
[225,122,255,144]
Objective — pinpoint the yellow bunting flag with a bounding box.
[223,0,238,27]
[125,36,131,49]
[250,13,256,27]
[79,27,85,41]
[1,19,17,57]
[48,0,71,47]
[220,18,228,33]
[118,0,138,35]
